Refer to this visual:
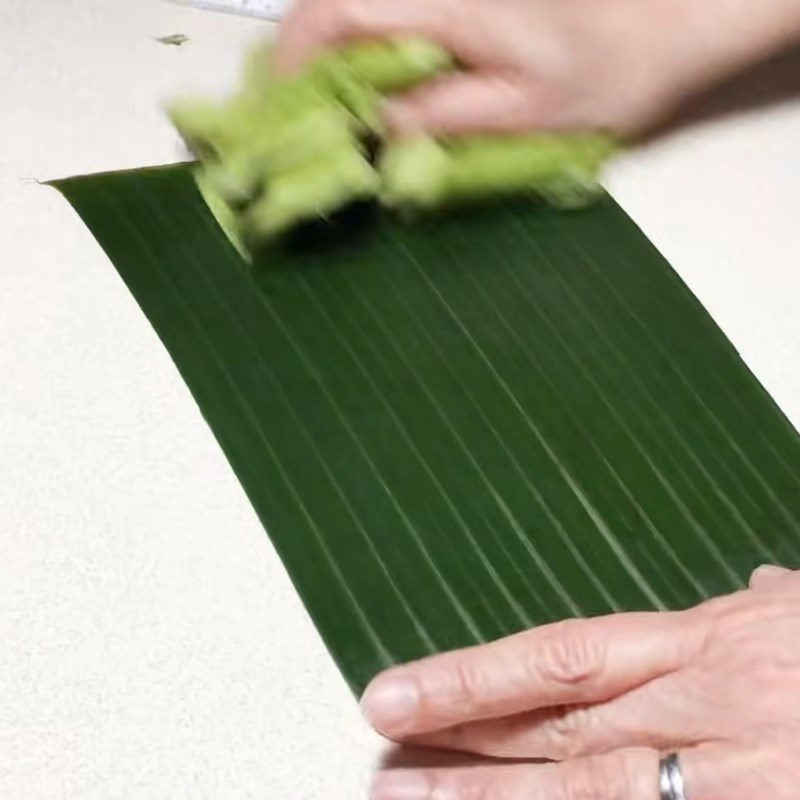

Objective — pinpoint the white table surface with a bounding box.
[1,1,798,797]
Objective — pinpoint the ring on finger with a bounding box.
[659,753,689,800]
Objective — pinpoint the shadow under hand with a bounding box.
[644,44,800,142]
[380,744,547,771]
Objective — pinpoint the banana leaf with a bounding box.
[53,164,800,694]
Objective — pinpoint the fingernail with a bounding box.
[360,675,419,733]
[370,770,429,800]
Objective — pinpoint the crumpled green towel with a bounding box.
[168,38,617,257]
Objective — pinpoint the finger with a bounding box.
[361,611,703,738]
[273,0,459,73]
[370,748,661,800]
[384,72,564,136]
[407,705,646,760]
[681,739,771,800]
[406,674,711,760]
[749,564,792,590]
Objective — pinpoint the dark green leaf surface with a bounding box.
[55,164,800,694]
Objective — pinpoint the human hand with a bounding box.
[274,0,800,135]
[362,564,800,799]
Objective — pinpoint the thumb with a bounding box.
[384,72,552,137]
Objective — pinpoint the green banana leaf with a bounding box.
[54,163,800,694]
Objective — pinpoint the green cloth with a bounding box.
[168,39,617,254]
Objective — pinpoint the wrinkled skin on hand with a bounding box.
[359,566,800,799]
[274,0,800,135]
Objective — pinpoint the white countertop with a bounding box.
[1,2,798,797]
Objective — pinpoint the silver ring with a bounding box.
[659,753,688,800]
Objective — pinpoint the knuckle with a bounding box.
[448,658,485,713]
[561,755,633,800]
[419,657,487,723]
[696,589,745,625]
[541,705,596,759]
[537,620,606,689]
